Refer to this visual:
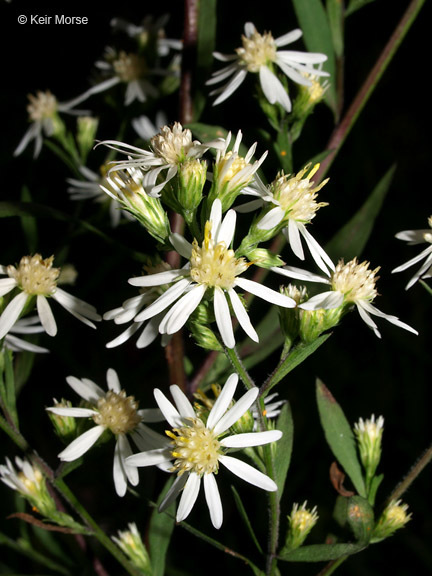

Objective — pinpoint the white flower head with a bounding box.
[127,199,296,349]
[0,254,101,340]
[271,257,418,338]
[14,90,90,158]
[208,130,268,210]
[392,215,432,289]
[67,163,134,227]
[126,373,282,528]
[207,22,329,112]
[251,164,333,273]
[98,122,225,196]
[46,369,166,497]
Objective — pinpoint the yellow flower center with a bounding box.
[113,52,147,82]
[291,509,317,532]
[27,91,57,122]
[272,164,328,221]
[331,259,380,303]
[93,390,141,435]
[151,122,194,165]
[18,468,43,495]
[190,221,249,289]
[237,30,277,72]
[218,152,248,184]
[8,254,60,296]
[167,418,221,476]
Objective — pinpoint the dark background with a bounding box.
[0,1,431,575]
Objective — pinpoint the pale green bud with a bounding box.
[112,523,151,574]
[76,116,99,160]
[283,501,319,552]
[299,305,344,343]
[371,500,411,543]
[278,284,307,348]
[354,415,384,487]
[47,399,78,442]
[176,158,207,220]
[241,247,285,269]
[124,189,170,243]
[231,407,255,434]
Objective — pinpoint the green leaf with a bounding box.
[292,0,337,114]
[0,349,19,428]
[325,164,396,262]
[347,495,374,544]
[368,473,384,507]
[273,402,294,498]
[266,334,331,391]
[326,0,344,57]
[231,485,263,554]
[316,379,366,497]
[279,541,366,561]
[345,0,376,17]
[148,477,176,576]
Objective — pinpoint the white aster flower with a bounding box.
[128,199,296,349]
[67,164,133,227]
[207,22,329,112]
[0,255,101,340]
[14,90,90,158]
[98,122,225,196]
[126,373,281,529]
[3,316,49,353]
[392,215,432,289]
[208,130,268,210]
[46,369,167,497]
[247,164,333,274]
[271,258,418,338]
[0,456,46,499]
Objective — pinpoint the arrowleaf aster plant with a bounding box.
[0,2,429,576]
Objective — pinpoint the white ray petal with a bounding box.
[163,284,207,334]
[176,472,201,522]
[213,387,259,436]
[257,206,285,230]
[134,278,191,322]
[259,66,291,112]
[128,269,185,287]
[36,295,57,336]
[66,375,105,403]
[159,474,188,512]
[107,368,121,393]
[234,277,296,308]
[169,233,194,259]
[0,292,28,339]
[58,425,106,461]
[204,473,223,529]
[0,278,17,296]
[214,287,235,349]
[274,28,303,47]
[270,265,330,283]
[206,373,238,430]
[153,388,183,428]
[299,291,344,311]
[126,447,172,468]
[219,455,277,491]
[46,407,97,418]
[114,435,139,497]
[217,209,237,246]
[170,385,196,420]
[228,288,259,343]
[288,219,305,260]
[220,430,282,448]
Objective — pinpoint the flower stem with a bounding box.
[223,345,255,390]
[315,0,426,183]
[385,440,432,505]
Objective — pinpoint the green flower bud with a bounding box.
[76,116,99,160]
[176,158,207,221]
[112,523,151,574]
[47,399,78,442]
[354,415,384,490]
[299,305,344,343]
[371,500,411,543]
[241,247,285,269]
[283,501,319,552]
[278,284,307,348]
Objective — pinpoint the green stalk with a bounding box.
[223,345,255,390]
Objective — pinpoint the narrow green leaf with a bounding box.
[274,402,294,499]
[368,473,384,507]
[292,0,337,113]
[266,334,331,391]
[345,0,376,17]
[420,280,432,296]
[231,485,263,554]
[326,0,344,57]
[279,541,365,562]
[2,349,19,428]
[148,477,176,576]
[325,164,396,262]
[316,379,366,497]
